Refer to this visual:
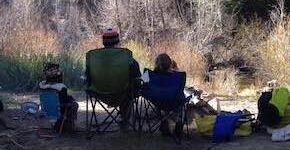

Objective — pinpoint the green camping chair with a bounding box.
[85,48,136,138]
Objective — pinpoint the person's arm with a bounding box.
[59,87,69,105]
[39,81,50,89]
[130,59,141,78]
[130,59,142,94]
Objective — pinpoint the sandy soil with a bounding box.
[0,92,290,150]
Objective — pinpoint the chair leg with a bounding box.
[137,97,145,132]
[143,100,163,134]
[184,106,190,139]
[151,111,174,134]
[87,94,138,134]
[146,101,166,134]
[174,121,183,145]
[130,98,138,131]
[98,101,120,124]
[144,100,153,133]
[139,97,145,131]
[151,112,162,134]
[87,96,100,139]
[59,107,68,134]
[86,94,89,133]
[101,108,118,125]
[101,108,120,132]
[126,100,138,131]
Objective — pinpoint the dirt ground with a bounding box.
[1,92,290,150]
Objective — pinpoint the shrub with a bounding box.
[0,52,85,92]
[58,52,85,89]
[209,68,239,96]
[258,19,290,87]
[125,40,154,71]
[225,0,290,21]
[0,53,49,91]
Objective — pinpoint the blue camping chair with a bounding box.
[139,69,190,140]
[39,89,67,136]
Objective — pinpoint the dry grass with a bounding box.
[207,68,239,96]
[229,20,267,68]
[2,30,59,56]
[125,40,154,71]
[0,29,88,91]
[258,18,290,87]
[125,39,242,95]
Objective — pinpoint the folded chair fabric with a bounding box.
[195,114,252,137]
[213,111,244,143]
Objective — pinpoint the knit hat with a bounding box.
[102,28,120,47]
[43,63,63,83]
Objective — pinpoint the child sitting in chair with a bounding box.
[39,63,78,133]
[142,53,184,140]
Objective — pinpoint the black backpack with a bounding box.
[257,91,281,127]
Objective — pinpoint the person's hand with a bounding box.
[39,81,46,86]
[39,81,50,89]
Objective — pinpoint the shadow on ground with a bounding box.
[0,108,211,150]
[1,92,290,150]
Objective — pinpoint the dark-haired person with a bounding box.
[142,53,184,139]
[39,63,78,132]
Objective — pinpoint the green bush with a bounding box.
[58,52,85,89]
[0,51,85,92]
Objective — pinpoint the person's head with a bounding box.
[102,28,120,48]
[154,53,172,73]
[43,63,63,83]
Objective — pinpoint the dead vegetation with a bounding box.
[0,0,289,95]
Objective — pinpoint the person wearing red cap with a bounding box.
[102,28,120,47]
[102,28,141,129]
[102,28,141,81]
